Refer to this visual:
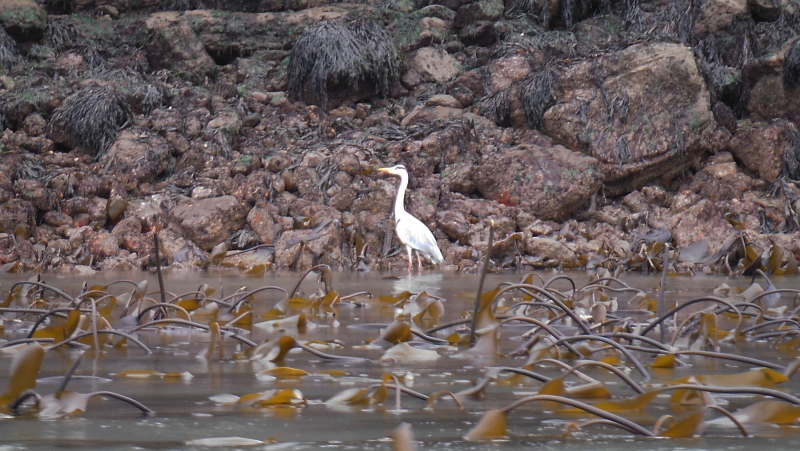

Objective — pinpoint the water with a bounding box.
[1,270,800,449]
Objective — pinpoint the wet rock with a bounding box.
[99,128,170,192]
[472,143,601,221]
[111,216,151,258]
[247,202,281,245]
[524,237,577,268]
[729,119,798,183]
[158,228,207,268]
[169,195,248,251]
[669,198,738,255]
[0,199,36,237]
[690,151,755,201]
[86,229,120,260]
[486,55,532,93]
[15,178,57,212]
[745,41,800,125]
[43,211,72,227]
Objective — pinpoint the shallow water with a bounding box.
[1,270,800,450]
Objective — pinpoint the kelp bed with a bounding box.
[2,267,800,449]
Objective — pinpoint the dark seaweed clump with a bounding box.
[0,26,20,70]
[288,13,401,110]
[783,39,800,92]
[46,83,133,157]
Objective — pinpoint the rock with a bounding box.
[729,119,798,183]
[471,143,602,221]
[111,216,151,258]
[247,202,281,245]
[453,0,503,28]
[409,47,461,83]
[86,229,120,260]
[169,195,248,251]
[143,12,216,81]
[427,94,462,108]
[0,199,36,237]
[669,199,738,255]
[690,151,755,200]
[745,41,800,125]
[0,0,47,40]
[524,237,577,268]
[99,128,170,191]
[540,43,721,195]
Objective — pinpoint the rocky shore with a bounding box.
[1,0,799,275]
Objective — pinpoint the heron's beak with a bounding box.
[377,167,392,174]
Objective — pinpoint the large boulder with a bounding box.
[471,142,602,221]
[537,43,723,195]
[169,196,248,251]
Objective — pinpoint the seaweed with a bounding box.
[288,13,401,110]
[46,83,132,157]
[521,68,557,130]
[783,39,800,92]
[0,26,20,70]
[478,89,510,126]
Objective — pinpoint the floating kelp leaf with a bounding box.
[456,327,499,358]
[32,308,81,342]
[378,321,412,344]
[133,279,149,300]
[174,298,201,312]
[588,391,659,413]
[679,240,711,264]
[651,354,676,368]
[237,389,305,407]
[672,368,788,387]
[413,299,445,323]
[204,322,224,360]
[326,385,388,406]
[308,370,342,380]
[113,370,166,379]
[0,261,19,273]
[185,437,266,447]
[251,336,299,362]
[658,411,706,438]
[669,384,717,406]
[0,343,45,406]
[380,343,439,362]
[246,264,269,276]
[209,394,240,405]
[392,422,416,451]
[255,314,310,331]
[464,409,508,441]
[191,302,220,323]
[720,400,800,424]
[259,367,309,378]
[210,242,229,265]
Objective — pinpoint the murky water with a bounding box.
[1,270,800,450]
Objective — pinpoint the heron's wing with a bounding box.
[396,214,444,264]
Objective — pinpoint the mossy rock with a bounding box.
[0,0,47,40]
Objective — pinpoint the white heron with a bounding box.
[378,165,444,271]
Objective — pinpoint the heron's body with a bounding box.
[378,165,444,270]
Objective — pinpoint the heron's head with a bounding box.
[377,164,407,177]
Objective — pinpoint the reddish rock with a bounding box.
[169,195,248,251]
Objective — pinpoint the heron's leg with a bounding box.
[417,253,423,271]
[406,246,413,271]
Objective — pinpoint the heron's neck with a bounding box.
[394,173,408,219]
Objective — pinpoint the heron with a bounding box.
[377,165,444,271]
